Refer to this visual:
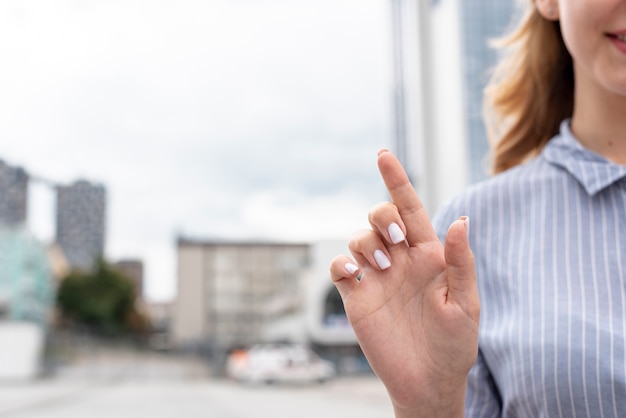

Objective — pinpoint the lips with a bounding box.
[607,31,626,42]
[607,32,626,54]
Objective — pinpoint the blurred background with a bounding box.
[0,0,517,416]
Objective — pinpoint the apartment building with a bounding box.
[172,238,362,370]
[55,180,106,271]
[0,160,28,226]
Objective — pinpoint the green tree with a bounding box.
[57,259,143,335]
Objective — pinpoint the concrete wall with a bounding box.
[171,244,205,347]
[0,321,44,380]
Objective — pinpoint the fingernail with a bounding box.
[344,262,359,275]
[388,222,405,244]
[460,216,470,239]
[374,250,391,270]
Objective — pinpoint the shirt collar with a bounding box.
[542,119,626,196]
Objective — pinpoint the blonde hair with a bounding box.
[484,1,574,174]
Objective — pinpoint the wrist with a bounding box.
[393,401,464,418]
[390,378,467,418]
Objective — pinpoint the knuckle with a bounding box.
[348,229,372,252]
[368,201,396,224]
[329,255,344,270]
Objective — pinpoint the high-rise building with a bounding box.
[0,160,28,226]
[459,0,518,183]
[389,0,518,212]
[55,180,106,272]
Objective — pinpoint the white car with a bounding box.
[227,344,336,385]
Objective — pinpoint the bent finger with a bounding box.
[330,254,361,299]
[348,229,393,271]
[367,201,407,246]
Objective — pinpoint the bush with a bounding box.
[57,259,148,335]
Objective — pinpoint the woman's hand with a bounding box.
[330,150,479,418]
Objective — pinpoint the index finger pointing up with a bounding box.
[377,149,439,246]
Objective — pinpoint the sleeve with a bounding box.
[465,349,502,418]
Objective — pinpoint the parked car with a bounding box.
[227,344,336,385]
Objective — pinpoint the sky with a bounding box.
[0,0,393,302]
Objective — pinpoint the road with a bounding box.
[0,377,391,418]
[0,351,392,418]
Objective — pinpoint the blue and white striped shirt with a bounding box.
[433,120,626,417]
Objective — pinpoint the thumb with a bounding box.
[444,217,478,312]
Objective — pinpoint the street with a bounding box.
[0,350,392,418]
[0,377,391,418]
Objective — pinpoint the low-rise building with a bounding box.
[172,238,364,374]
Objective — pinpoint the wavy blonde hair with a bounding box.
[484,1,574,174]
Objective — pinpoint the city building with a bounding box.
[301,240,367,373]
[389,0,517,213]
[172,238,364,373]
[172,238,310,351]
[458,0,518,183]
[113,259,144,298]
[0,224,55,327]
[55,180,107,272]
[0,224,55,379]
[0,159,28,226]
[144,300,173,350]
[46,243,70,283]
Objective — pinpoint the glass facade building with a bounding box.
[0,225,54,327]
[389,0,521,214]
[458,0,518,183]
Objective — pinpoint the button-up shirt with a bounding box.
[433,120,626,417]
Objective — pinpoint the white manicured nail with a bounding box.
[344,263,359,275]
[374,250,391,270]
[388,222,405,244]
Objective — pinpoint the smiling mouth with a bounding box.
[608,33,626,42]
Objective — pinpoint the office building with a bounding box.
[55,180,106,272]
[0,224,54,326]
[459,0,518,183]
[390,0,518,212]
[0,160,28,226]
[172,239,310,350]
[172,238,364,372]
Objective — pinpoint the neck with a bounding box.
[570,73,626,165]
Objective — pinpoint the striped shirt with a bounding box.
[433,120,626,417]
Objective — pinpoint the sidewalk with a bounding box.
[51,349,212,381]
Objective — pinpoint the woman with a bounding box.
[330,0,626,416]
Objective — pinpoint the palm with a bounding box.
[346,242,478,405]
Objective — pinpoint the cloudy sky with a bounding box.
[0,0,393,301]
